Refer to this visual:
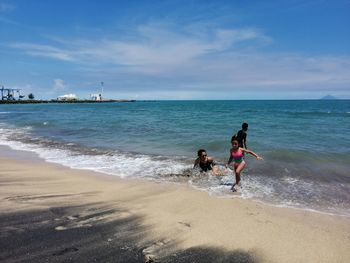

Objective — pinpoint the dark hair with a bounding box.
[231,135,239,143]
[242,122,248,130]
[231,134,237,143]
[197,149,206,157]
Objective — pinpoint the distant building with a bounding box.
[57,94,78,101]
[90,93,102,101]
[1,86,25,100]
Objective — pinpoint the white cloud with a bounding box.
[53,79,67,91]
[10,43,75,61]
[0,2,15,12]
[8,23,350,95]
[10,24,267,67]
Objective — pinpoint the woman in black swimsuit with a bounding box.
[193,149,222,176]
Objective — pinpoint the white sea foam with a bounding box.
[1,123,349,217]
[0,124,189,179]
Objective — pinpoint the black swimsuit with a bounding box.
[236,130,247,147]
[199,160,214,172]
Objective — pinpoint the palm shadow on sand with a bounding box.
[0,202,261,263]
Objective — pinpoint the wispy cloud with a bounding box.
[10,23,267,66]
[53,79,67,91]
[285,0,328,10]
[10,43,75,61]
[8,23,350,92]
[0,1,15,12]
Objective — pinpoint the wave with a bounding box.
[1,123,349,217]
[0,125,190,178]
[284,111,349,118]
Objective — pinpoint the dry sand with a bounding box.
[1,157,349,263]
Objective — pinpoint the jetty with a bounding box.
[0,83,135,104]
[0,99,136,104]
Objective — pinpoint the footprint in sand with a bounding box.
[178,221,191,228]
[142,239,172,263]
[54,209,124,231]
[52,247,79,256]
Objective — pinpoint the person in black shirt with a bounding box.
[231,122,248,148]
[193,149,222,176]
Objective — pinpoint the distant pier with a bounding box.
[0,99,136,104]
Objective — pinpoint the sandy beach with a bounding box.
[1,155,349,263]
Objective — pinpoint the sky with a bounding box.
[1,0,350,100]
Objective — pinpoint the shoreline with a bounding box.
[0,144,348,218]
[1,148,350,262]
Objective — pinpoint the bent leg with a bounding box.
[234,161,246,186]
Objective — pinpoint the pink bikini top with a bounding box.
[231,149,244,163]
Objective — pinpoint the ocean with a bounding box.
[1,100,349,216]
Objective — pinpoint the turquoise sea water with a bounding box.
[1,100,349,215]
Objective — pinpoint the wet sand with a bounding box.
[1,157,349,263]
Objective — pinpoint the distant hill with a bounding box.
[320,95,338,100]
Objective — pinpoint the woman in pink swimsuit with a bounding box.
[226,137,263,191]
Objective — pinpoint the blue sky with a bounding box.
[1,0,349,100]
